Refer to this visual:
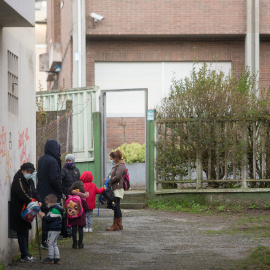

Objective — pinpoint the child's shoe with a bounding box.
[89,228,93,232]
[42,257,54,264]
[83,228,88,233]
[54,258,61,264]
[79,243,84,249]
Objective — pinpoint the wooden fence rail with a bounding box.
[154,118,270,192]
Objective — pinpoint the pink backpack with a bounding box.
[122,168,130,191]
[65,195,83,219]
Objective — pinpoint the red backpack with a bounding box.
[122,168,130,191]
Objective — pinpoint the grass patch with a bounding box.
[147,198,269,215]
[147,198,210,214]
[232,246,270,270]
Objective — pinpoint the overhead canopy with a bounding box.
[0,0,34,27]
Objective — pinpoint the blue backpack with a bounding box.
[21,201,40,223]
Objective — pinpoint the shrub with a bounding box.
[113,142,145,163]
[154,63,270,187]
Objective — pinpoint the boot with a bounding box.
[106,218,119,231]
[118,217,123,230]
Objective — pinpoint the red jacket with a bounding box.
[80,171,105,209]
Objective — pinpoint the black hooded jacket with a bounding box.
[37,140,62,205]
[61,164,81,196]
[10,170,39,233]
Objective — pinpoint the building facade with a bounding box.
[41,0,269,162]
[0,0,36,264]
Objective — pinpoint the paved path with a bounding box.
[7,209,270,270]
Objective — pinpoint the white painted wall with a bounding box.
[95,62,232,117]
[0,27,36,264]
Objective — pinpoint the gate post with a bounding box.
[93,112,102,186]
[147,120,155,194]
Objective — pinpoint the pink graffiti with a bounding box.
[20,144,30,164]
[18,128,30,165]
[5,151,12,185]
[0,126,7,157]
[25,128,29,141]
[18,131,25,148]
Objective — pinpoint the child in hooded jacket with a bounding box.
[80,171,105,232]
[68,181,89,249]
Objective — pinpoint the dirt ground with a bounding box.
[7,208,270,270]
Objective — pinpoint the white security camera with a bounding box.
[90,12,104,22]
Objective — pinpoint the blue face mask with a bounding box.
[24,173,33,180]
[66,162,73,167]
[111,160,115,166]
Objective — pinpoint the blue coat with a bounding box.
[37,140,62,205]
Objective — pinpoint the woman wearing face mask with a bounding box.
[61,154,81,197]
[10,162,41,262]
[106,150,126,231]
[61,154,80,237]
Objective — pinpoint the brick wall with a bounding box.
[58,0,73,89]
[106,117,145,153]
[260,41,270,89]
[86,0,246,36]
[47,0,61,50]
[86,39,245,86]
[260,0,270,34]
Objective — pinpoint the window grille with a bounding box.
[8,51,18,115]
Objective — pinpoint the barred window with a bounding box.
[8,51,18,115]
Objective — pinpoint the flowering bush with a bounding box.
[113,142,145,163]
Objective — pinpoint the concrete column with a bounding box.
[245,0,260,97]
[72,0,86,88]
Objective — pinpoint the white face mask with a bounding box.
[24,173,33,180]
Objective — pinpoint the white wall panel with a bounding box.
[95,62,232,117]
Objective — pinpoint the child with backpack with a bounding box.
[38,194,64,264]
[80,171,105,232]
[65,181,89,249]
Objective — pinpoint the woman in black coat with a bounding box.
[10,162,41,263]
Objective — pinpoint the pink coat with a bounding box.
[80,171,105,209]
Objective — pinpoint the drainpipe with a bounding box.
[78,0,82,87]
[72,0,86,88]
[245,0,259,97]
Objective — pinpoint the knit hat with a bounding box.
[65,154,75,163]
[20,162,35,172]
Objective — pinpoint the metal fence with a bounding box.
[36,87,97,165]
[155,117,270,192]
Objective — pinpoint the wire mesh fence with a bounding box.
[36,100,73,168]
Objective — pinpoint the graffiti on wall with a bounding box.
[5,151,12,185]
[18,128,30,165]
[0,127,30,193]
[0,126,7,159]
